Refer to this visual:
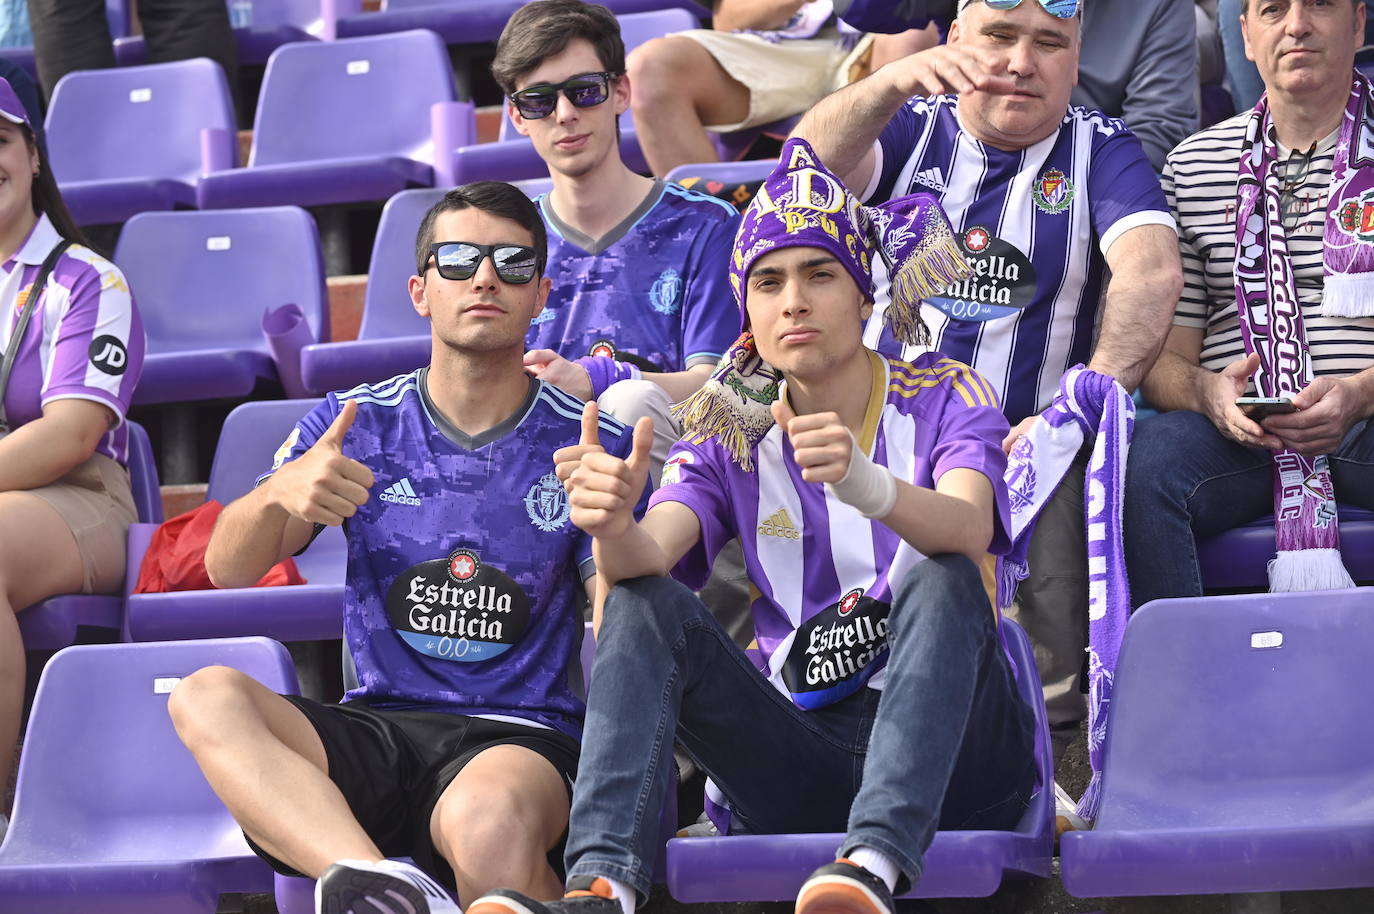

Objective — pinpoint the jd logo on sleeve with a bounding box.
[386,548,531,662]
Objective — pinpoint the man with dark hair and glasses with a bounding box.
[170,181,647,914]
[491,0,741,474]
[793,0,1182,825]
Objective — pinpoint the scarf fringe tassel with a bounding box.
[1267,548,1356,592]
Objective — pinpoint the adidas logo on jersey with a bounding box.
[758,507,800,539]
[913,167,947,193]
[380,477,422,506]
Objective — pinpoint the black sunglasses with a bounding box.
[426,241,539,284]
[509,71,620,120]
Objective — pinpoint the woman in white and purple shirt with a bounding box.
[0,75,145,833]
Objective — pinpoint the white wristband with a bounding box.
[826,432,897,518]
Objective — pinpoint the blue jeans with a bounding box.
[1124,410,1374,609]
[563,555,1037,900]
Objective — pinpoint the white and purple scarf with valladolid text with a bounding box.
[1234,71,1374,591]
[999,366,1132,823]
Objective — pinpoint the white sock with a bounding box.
[846,847,900,893]
[601,876,636,914]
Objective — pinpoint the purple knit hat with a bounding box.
[673,138,971,468]
[728,136,968,344]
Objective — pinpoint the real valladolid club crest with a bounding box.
[525,472,571,532]
[1032,168,1074,214]
[649,268,683,315]
[1337,189,1374,240]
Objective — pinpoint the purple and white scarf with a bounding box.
[1233,72,1374,591]
[999,366,1133,823]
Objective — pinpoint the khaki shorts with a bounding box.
[676,27,867,132]
[26,450,137,595]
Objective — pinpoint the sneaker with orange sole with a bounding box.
[795,859,894,914]
[467,875,622,914]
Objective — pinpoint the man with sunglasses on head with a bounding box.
[793,0,1182,809]
[492,0,741,471]
[170,182,646,914]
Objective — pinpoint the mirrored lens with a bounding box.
[435,243,482,279]
[513,88,559,119]
[432,243,537,284]
[511,72,611,120]
[492,245,538,283]
[982,0,1078,16]
[565,76,610,108]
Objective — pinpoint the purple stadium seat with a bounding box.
[665,618,1054,902]
[300,188,443,394]
[123,399,346,643]
[1060,589,1374,897]
[1197,506,1374,591]
[712,114,800,162]
[197,30,467,211]
[333,0,706,43]
[115,207,328,405]
[46,59,237,226]
[17,421,161,651]
[439,9,697,187]
[115,0,326,67]
[0,636,298,914]
[665,159,776,187]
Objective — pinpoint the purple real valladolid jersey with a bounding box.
[650,352,1012,711]
[263,370,639,739]
[0,214,145,463]
[863,95,1173,424]
[527,180,741,371]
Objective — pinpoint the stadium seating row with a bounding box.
[42,13,699,225]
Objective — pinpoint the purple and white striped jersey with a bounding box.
[862,95,1172,424]
[0,214,144,464]
[649,352,1011,710]
[265,371,641,738]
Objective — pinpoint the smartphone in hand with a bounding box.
[1236,396,1296,420]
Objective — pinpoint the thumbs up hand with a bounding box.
[771,381,854,485]
[268,399,376,526]
[553,401,609,487]
[566,411,654,540]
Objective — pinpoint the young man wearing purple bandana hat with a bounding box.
[1126,0,1374,602]
[466,139,1036,914]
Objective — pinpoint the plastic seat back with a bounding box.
[358,189,446,340]
[115,207,327,356]
[47,59,235,185]
[250,30,456,168]
[1097,590,1374,831]
[5,637,297,858]
[127,420,164,524]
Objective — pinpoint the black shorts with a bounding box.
[245,695,580,888]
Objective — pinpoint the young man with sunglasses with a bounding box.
[492,0,741,469]
[793,0,1182,793]
[170,182,647,914]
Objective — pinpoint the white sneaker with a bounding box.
[316,858,460,914]
[1054,781,1088,836]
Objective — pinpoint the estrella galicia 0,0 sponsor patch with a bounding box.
[386,548,531,662]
